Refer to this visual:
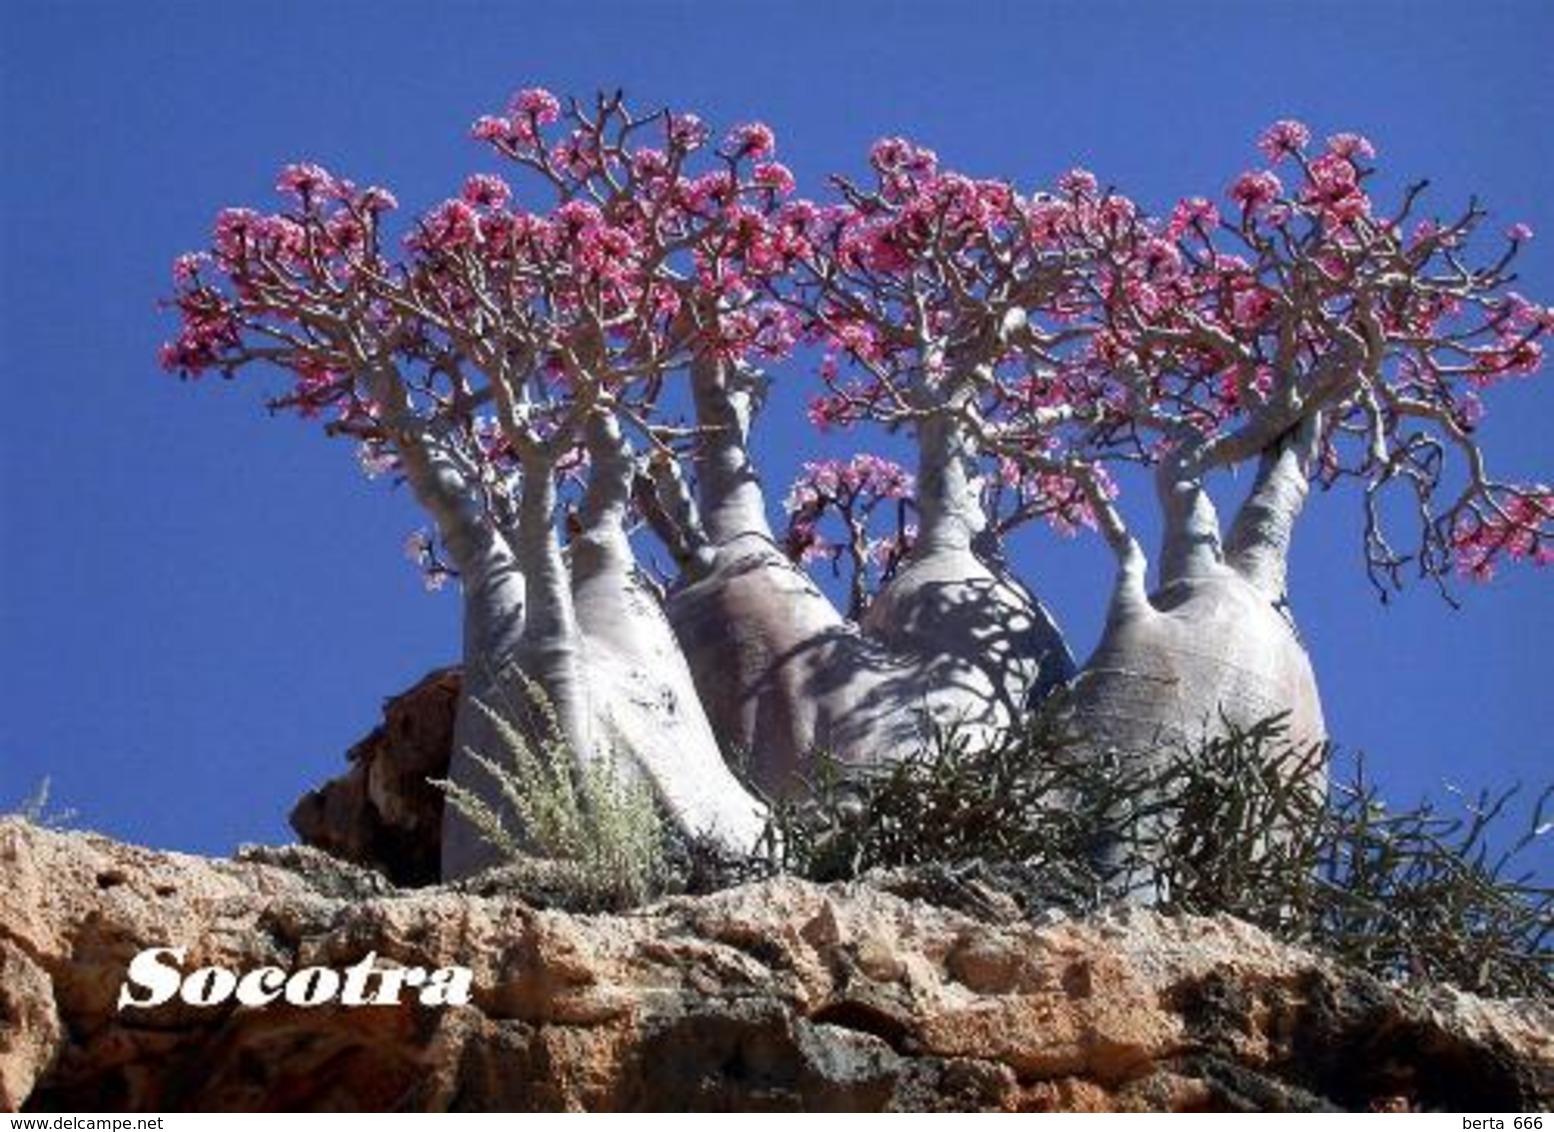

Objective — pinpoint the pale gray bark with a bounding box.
[1064,431,1327,898]
[388,429,530,880]
[570,412,767,855]
[667,355,887,793]
[1155,449,1227,588]
[507,454,594,761]
[666,356,1073,796]
[863,410,1074,737]
[1068,437,1325,765]
[1224,419,1318,602]
[439,445,597,880]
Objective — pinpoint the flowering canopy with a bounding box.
[161,95,1550,879]
[164,100,1548,593]
[162,90,812,527]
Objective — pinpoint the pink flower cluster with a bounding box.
[276,162,354,202]
[1451,491,1553,580]
[1229,170,1283,215]
[784,455,916,574]
[470,87,563,149]
[1257,120,1311,163]
[160,98,1552,597]
[1301,151,1371,229]
[783,453,915,516]
[723,122,776,160]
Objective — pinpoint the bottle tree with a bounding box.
[164,92,1550,884]
[991,125,1551,776]
[163,91,796,874]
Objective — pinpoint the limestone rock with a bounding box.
[1,819,1548,1112]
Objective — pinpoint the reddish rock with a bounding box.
[289,668,458,885]
[2,819,1549,1112]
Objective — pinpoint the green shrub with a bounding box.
[764,710,1552,999]
[432,680,666,910]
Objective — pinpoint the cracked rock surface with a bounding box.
[1,818,1548,1112]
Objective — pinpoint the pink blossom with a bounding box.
[554,199,604,233]
[1257,119,1311,163]
[1026,198,1075,245]
[647,283,682,320]
[1229,284,1276,329]
[806,392,855,432]
[171,252,209,285]
[1326,132,1376,161]
[1057,168,1098,197]
[510,87,561,124]
[358,186,399,214]
[1508,222,1535,242]
[753,161,796,195]
[1094,195,1138,233]
[1228,170,1283,215]
[870,137,938,177]
[724,121,776,159]
[682,171,736,213]
[785,455,914,512]
[667,112,709,151]
[1167,196,1220,238]
[1138,237,1183,281]
[462,174,511,209]
[554,132,601,178]
[252,215,307,264]
[276,162,338,202]
[411,199,480,251]
[1302,152,1370,228]
[1472,338,1544,385]
[212,208,261,260]
[1503,293,1553,333]
[159,321,232,374]
[1451,490,1553,579]
[470,115,510,142]
[630,147,670,181]
[326,213,367,254]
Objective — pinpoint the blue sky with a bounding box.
[2,1,1550,867]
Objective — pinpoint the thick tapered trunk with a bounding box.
[665,358,1074,797]
[570,413,766,854]
[1068,571,1324,761]
[1068,446,1325,763]
[863,411,1074,737]
[1064,438,1327,896]
[440,448,598,880]
[664,357,885,794]
[507,458,594,753]
[391,434,532,880]
[668,357,1010,796]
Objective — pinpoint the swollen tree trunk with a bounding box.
[863,408,1074,740]
[667,355,1036,796]
[665,355,895,795]
[1063,433,1327,895]
[440,443,598,880]
[569,412,767,855]
[1067,442,1325,763]
[390,429,529,880]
